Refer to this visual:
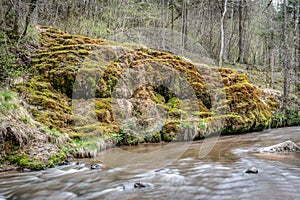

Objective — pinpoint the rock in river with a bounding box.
[259,140,300,153]
[134,182,151,188]
[246,167,258,174]
[91,164,102,170]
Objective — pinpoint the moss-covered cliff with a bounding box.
[1,26,297,170]
[0,89,74,171]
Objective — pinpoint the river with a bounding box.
[0,127,299,200]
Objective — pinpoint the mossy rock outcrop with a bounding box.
[0,89,73,170]
[14,26,277,154]
[218,68,272,133]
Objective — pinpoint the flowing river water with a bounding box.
[0,127,299,200]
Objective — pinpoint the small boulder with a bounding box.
[61,159,71,165]
[134,182,151,188]
[259,141,300,153]
[91,164,102,170]
[246,167,258,174]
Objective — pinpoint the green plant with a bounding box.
[47,152,66,167]
[198,121,206,129]
[271,112,285,127]
[180,121,194,129]
[72,136,102,150]
[8,154,44,170]
[20,116,30,123]
[0,90,18,114]
[61,145,75,154]
[2,91,13,101]
[0,102,18,114]
[0,30,20,85]
[42,125,65,138]
[112,133,123,144]
[285,107,300,126]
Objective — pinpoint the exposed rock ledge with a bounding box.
[259,140,300,153]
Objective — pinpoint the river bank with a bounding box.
[1,125,299,173]
[1,26,299,171]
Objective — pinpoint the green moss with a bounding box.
[161,121,180,142]
[95,98,112,111]
[192,111,212,118]
[152,93,165,104]
[143,130,161,143]
[222,79,272,132]
[14,81,72,132]
[167,97,181,109]
[74,123,119,143]
[76,125,101,134]
[9,154,44,170]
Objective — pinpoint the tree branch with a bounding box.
[263,0,273,13]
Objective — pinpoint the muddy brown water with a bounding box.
[0,127,299,200]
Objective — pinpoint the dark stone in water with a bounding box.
[134,182,151,188]
[246,167,258,174]
[91,164,102,170]
[61,159,71,165]
[76,162,86,166]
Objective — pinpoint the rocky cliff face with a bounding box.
[10,26,277,158]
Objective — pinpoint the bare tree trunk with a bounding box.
[294,0,300,113]
[161,0,166,50]
[0,0,3,22]
[264,38,269,87]
[219,0,228,67]
[270,48,275,89]
[282,0,288,115]
[292,1,299,77]
[52,1,59,26]
[181,0,188,51]
[208,0,213,55]
[88,0,93,19]
[267,26,275,89]
[237,0,244,63]
[227,2,234,63]
[298,35,300,116]
[171,0,174,31]
[13,0,20,36]
[21,0,38,38]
